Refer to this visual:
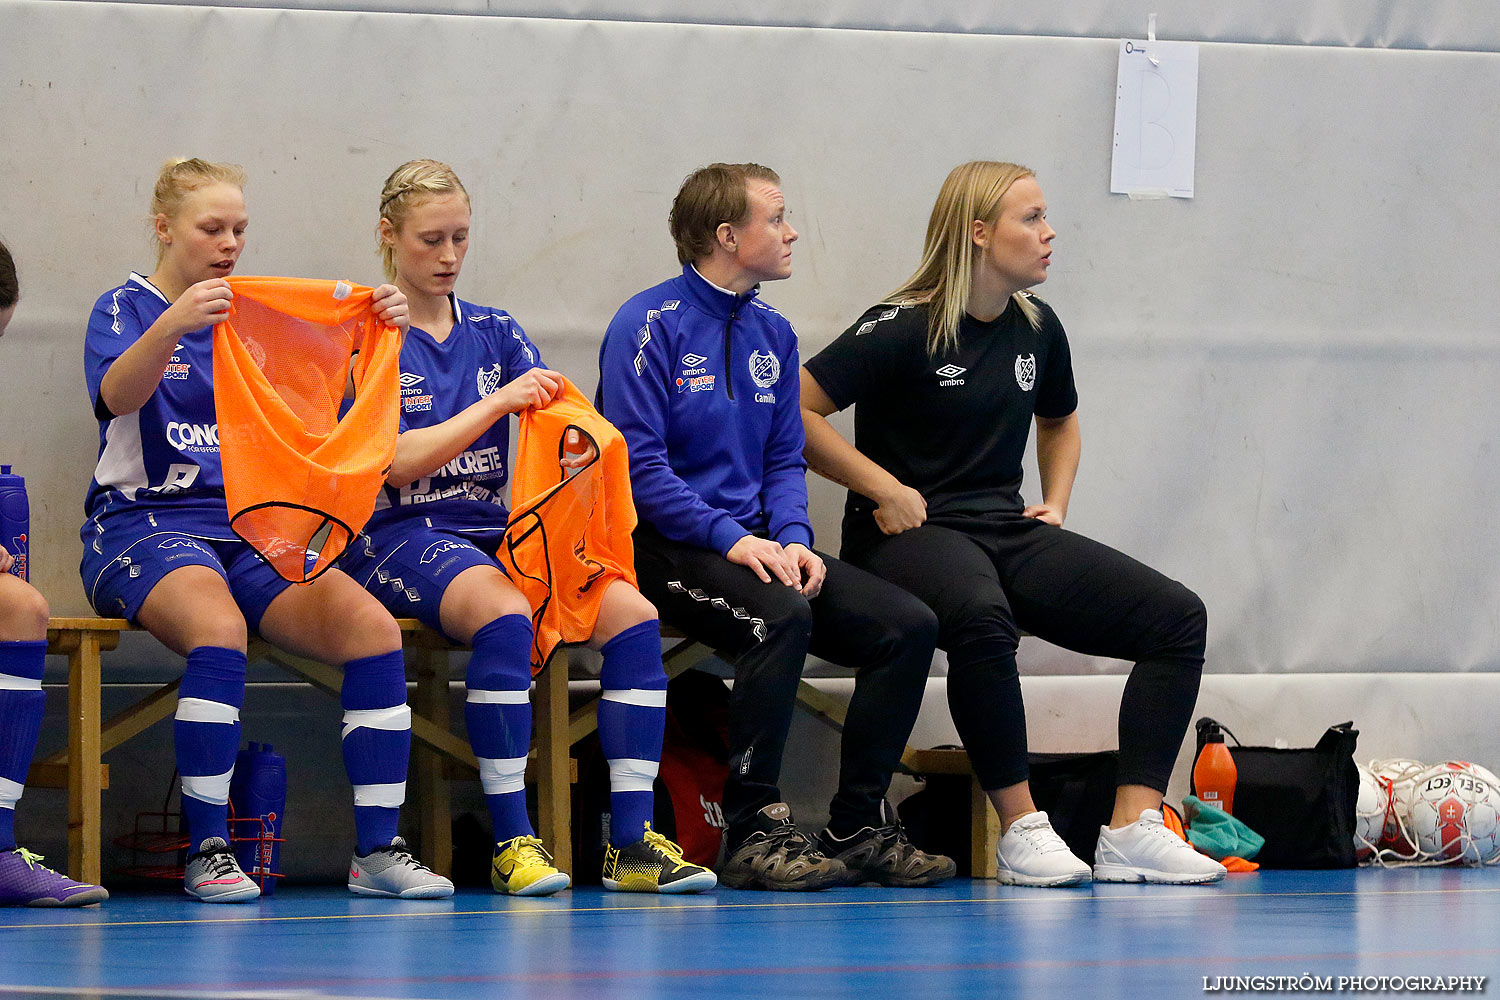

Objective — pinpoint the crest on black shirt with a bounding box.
[1014,354,1036,391]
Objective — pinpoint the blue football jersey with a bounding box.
[84,273,228,523]
[368,295,543,530]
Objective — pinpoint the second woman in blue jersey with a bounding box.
[343,159,714,894]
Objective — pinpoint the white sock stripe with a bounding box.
[0,776,23,806]
[478,756,529,795]
[175,697,241,724]
[608,757,660,793]
[466,688,531,705]
[352,781,407,808]
[601,688,668,708]
[0,673,43,691]
[181,770,233,806]
[341,704,412,739]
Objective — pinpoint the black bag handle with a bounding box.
[1196,716,1355,754]
[1194,715,1242,751]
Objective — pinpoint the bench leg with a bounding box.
[971,778,1000,880]
[533,650,572,875]
[67,634,104,886]
[410,645,452,878]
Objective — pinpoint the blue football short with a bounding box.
[338,517,509,632]
[80,497,293,631]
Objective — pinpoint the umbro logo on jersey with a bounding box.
[936,364,967,387]
[400,371,429,408]
[679,352,711,387]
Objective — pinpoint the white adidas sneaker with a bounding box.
[1093,809,1228,884]
[994,811,1092,887]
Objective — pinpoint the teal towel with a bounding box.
[1183,795,1265,861]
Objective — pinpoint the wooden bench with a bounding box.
[33,618,799,883]
[33,617,474,884]
[35,616,992,884]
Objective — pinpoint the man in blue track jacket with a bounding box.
[597,163,954,891]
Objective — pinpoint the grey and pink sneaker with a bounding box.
[0,847,109,907]
[184,837,261,902]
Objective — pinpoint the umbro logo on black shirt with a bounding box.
[936,364,967,386]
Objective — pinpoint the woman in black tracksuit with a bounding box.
[800,161,1225,887]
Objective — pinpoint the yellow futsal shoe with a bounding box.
[602,824,718,894]
[491,835,571,896]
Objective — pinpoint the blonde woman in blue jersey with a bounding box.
[342,159,713,894]
[81,158,452,901]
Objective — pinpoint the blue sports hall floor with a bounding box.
[0,869,1496,999]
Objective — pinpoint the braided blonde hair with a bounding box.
[377,159,470,281]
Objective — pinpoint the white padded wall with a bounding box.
[1,1,1497,688]
[87,0,1500,52]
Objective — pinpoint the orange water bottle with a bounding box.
[1193,720,1237,815]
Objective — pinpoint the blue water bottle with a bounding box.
[0,465,28,581]
[229,742,288,894]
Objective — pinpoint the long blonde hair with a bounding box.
[377,159,470,281]
[885,161,1042,356]
[150,157,247,263]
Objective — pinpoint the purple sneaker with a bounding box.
[0,847,109,907]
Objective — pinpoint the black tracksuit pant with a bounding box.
[632,524,938,840]
[842,513,1206,794]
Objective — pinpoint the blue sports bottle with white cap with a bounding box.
[0,465,29,581]
[229,742,287,894]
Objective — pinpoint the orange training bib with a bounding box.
[213,276,401,583]
[499,378,638,672]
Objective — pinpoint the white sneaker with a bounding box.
[994,811,1092,887]
[1093,809,1228,884]
[348,836,454,898]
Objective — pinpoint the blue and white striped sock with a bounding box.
[598,621,667,847]
[174,646,246,848]
[0,640,47,850]
[341,650,410,856]
[466,615,535,842]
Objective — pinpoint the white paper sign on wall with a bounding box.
[1111,37,1200,199]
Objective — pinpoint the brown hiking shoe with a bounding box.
[718,803,847,891]
[817,817,957,888]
